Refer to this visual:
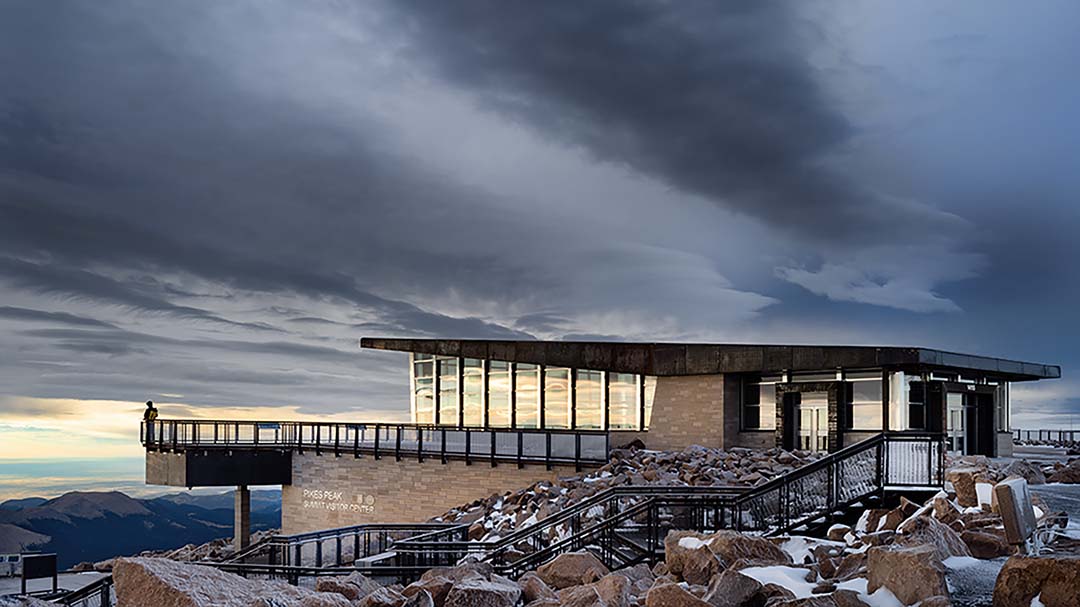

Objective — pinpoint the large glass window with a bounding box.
[462,358,484,426]
[413,355,434,424]
[543,367,571,429]
[742,375,778,430]
[575,370,603,429]
[608,373,639,430]
[845,380,883,430]
[437,357,459,426]
[487,361,511,427]
[515,363,540,428]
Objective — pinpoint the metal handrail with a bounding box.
[56,574,113,606]
[1013,428,1080,444]
[142,419,610,470]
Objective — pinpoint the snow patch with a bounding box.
[976,483,994,507]
[1032,593,1045,607]
[678,536,711,550]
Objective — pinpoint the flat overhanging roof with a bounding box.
[360,338,1061,382]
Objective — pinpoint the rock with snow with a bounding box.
[703,531,792,569]
[444,576,521,607]
[944,468,982,508]
[536,551,610,589]
[1047,459,1080,484]
[357,587,409,607]
[702,568,763,607]
[112,557,352,607]
[645,583,712,607]
[895,515,971,560]
[867,545,948,606]
[404,576,454,607]
[993,554,1080,607]
[316,571,383,601]
[1002,461,1047,485]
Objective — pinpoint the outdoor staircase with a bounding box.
[50,432,942,603]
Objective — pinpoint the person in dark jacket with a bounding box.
[143,400,158,443]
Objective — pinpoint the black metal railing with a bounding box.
[141,419,610,470]
[55,575,113,606]
[1013,429,1080,444]
[394,432,944,576]
[230,523,462,568]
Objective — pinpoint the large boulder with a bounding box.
[444,577,521,607]
[702,568,763,607]
[645,583,713,607]
[896,515,971,560]
[317,571,384,601]
[612,563,655,596]
[112,557,352,607]
[945,468,981,507]
[867,545,949,606]
[960,529,1010,559]
[536,551,610,589]
[993,554,1080,607]
[1047,460,1080,484]
[591,573,631,607]
[704,531,792,568]
[517,572,557,604]
[556,586,605,607]
[357,587,408,607]
[1001,461,1047,485]
[664,531,709,578]
[405,576,455,607]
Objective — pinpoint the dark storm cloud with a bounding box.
[379,0,919,238]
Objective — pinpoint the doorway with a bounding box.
[797,392,829,453]
[944,387,997,456]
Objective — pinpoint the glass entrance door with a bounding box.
[946,393,966,454]
[797,392,829,453]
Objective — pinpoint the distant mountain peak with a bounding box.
[42,491,153,519]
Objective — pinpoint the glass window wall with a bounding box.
[515,363,540,428]
[543,367,571,429]
[413,355,434,424]
[845,380,883,430]
[575,370,603,429]
[487,361,511,427]
[462,358,484,426]
[437,357,459,426]
[608,373,639,430]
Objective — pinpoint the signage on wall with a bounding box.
[302,488,376,514]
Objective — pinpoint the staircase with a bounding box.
[51,433,942,601]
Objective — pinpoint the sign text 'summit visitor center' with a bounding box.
[143,339,1059,541]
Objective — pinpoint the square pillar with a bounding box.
[234,485,251,551]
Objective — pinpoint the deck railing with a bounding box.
[141,419,610,470]
[1013,429,1080,444]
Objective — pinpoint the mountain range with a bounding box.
[0,489,280,569]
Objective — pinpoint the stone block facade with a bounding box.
[644,374,731,451]
[281,453,579,534]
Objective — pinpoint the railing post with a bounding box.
[545,432,552,471]
[171,420,178,452]
[354,425,360,459]
[575,434,582,472]
[374,425,380,460]
[465,429,472,466]
[334,424,340,457]
[490,429,497,467]
[441,428,447,464]
[517,431,524,469]
[418,427,424,463]
[395,426,402,462]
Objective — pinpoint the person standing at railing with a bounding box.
[143,400,159,445]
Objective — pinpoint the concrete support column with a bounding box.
[234,485,251,551]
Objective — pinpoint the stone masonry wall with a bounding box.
[644,374,729,451]
[281,453,579,534]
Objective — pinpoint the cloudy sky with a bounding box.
[1,1,1079,494]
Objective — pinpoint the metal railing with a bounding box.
[55,575,113,606]
[1014,429,1080,444]
[394,432,944,577]
[142,419,610,470]
[230,523,462,568]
